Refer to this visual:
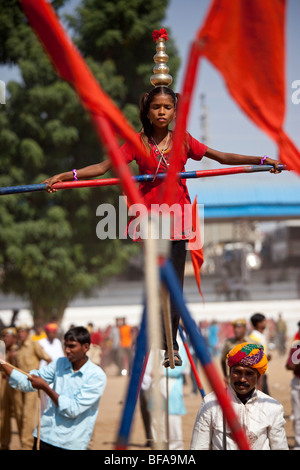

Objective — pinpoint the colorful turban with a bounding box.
[226,342,268,375]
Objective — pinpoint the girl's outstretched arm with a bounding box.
[205,148,281,173]
[43,159,112,192]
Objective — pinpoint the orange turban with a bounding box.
[45,323,58,332]
[226,342,268,375]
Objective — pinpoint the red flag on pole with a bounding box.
[197,0,300,175]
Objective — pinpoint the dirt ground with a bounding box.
[7,348,296,451]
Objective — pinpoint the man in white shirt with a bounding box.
[191,342,288,450]
[39,323,64,410]
[39,323,64,367]
[249,312,271,394]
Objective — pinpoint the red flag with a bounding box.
[197,0,300,175]
[188,197,204,301]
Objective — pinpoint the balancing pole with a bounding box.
[0,165,286,196]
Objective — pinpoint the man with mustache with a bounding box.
[190,343,288,450]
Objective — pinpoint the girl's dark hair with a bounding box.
[64,326,91,345]
[139,86,179,141]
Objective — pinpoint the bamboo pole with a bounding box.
[143,219,165,450]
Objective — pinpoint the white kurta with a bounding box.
[190,386,288,450]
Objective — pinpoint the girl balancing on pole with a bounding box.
[44,29,281,368]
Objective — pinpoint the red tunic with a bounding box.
[120,132,207,240]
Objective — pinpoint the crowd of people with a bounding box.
[0,311,299,450]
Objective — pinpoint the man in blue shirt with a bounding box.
[0,326,107,450]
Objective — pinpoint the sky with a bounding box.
[1,0,299,181]
[165,0,300,172]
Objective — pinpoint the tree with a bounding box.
[0,0,179,321]
[68,0,180,105]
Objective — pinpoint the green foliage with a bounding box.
[69,0,180,102]
[0,0,179,321]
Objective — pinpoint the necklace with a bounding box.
[150,133,170,182]
[151,132,170,168]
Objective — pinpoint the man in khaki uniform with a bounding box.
[14,325,51,450]
[0,327,22,449]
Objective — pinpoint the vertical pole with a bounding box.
[144,217,165,450]
[115,307,148,450]
[165,369,169,450]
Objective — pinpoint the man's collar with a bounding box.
[64,356,90,374]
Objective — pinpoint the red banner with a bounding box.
[197,0,300,174]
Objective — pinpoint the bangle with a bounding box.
[72,169,78,181]
[260,156,268,165]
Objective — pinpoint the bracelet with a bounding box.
[260,156,268,165]
[72,169,78,181]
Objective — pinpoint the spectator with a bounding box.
[109,319,122,374]
[293,321,300,342]
[249,313,271,394]
[39,323,64,411]
[31,321,47,342]
[191,342,288,450]
[13,325,52,449]
[0,327,21,450]
[275,314,287,356]
[139,353,154,448]
[286,339,300,450]
[207,320,219,357]
[119,317,133,375]
[87,325,103,367]
[0,326,107,450]
[220,319,249,383]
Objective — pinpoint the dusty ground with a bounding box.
[7,348,295,451]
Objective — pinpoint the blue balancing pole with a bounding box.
[115,306,148,450]
[0,183,47,195]
[0,164,286,196]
